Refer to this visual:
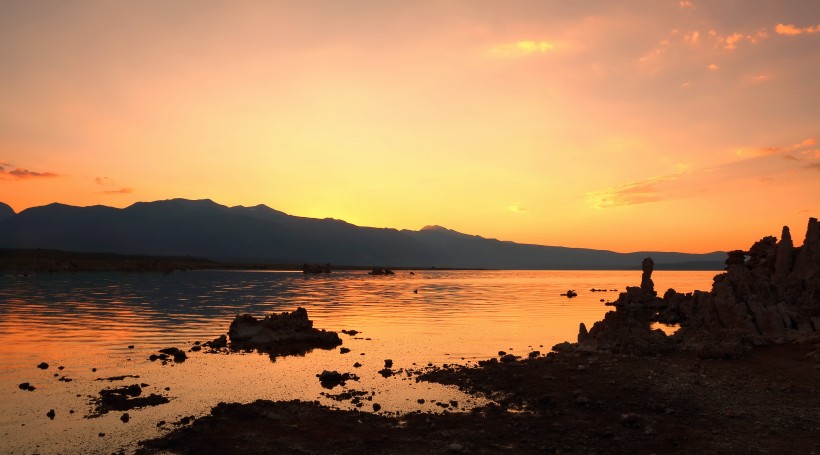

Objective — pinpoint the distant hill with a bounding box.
[0,198,726,269]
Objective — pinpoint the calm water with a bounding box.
[0,269,715,454]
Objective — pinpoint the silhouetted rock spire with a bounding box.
[574,218,820,358]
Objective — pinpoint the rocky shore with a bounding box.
[135,219,820,454]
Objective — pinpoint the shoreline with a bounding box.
[135,340,820,454]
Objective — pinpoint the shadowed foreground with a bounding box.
[136,341,820,454]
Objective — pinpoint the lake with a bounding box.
[0,269,717,454]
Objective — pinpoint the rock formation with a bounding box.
[228,307,342,358]
[575,218,820,358]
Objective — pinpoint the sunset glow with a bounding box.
[2,1,818,252]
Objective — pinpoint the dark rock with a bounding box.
[121,413,130,423]
[384,359,393,368]
[158,347,187,362]
[575,218,820,357]
[340,347,350,354]
[341,329,359,336]
[316,370,358,389]
[93,384,169,415]
[368,268,395,275]
[373,403,381,412]
[378,368,394,378]
[353,362,362,368]
[228,308,342,358]
[206,335,228,349]
[46,409,55,419]
[37,362,49,370]
[500,354,518,363]
[18,382,35,391]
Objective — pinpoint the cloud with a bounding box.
[679,1,694,7]
[775,23,820,35]
[684,30,700,45]
[735,137,817,158]
[489,40,556,57]
[707,63,719,71]
[101,187,134,195]
[1,167,59,179]
[508,205,528,213]
[588,136,820,209]
[587,176,677,209]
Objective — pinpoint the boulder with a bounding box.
[228,307,342,358]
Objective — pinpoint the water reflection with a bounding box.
[0,269,715,454]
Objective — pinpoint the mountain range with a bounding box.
[0,199,726,269]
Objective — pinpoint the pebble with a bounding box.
[37,362,49,370]
[46,409,55,420]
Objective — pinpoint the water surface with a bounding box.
[0,269,715,454]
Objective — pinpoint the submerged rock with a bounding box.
[228,307,342,358]
[93,384,169,415]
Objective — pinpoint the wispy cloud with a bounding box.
[587,175,680,209]
[94,176,134,195]
[588,136,820,209]
[775,23,820,35]
[0,167,59,179]
[101,187,134,194]
[489,40,556,57]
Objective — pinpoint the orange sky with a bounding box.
[1,1,818,253]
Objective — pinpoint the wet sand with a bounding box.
[136,339,820,454]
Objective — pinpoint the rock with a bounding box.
[127,345,134,349]
[18,382,35,391]
[353,362,362,368]
[448,443,464,452]
[94,384,169,415]
[575,218,820,357]
[317,370,358,389]
[372,403,381,412]
[369,268,395,275]
[528,350,541,358]
[378,368,394,378]
[37,362,49,370]
[341,330,359,336]
[384,359,393,368]
[207,335,228,349]
[158,347,187,362]
[340,347,350,354]
[640,257,655,295]
[46,409,55,419]
[228,308,342,358]
[120,413,130,423]
[500,354,518,363]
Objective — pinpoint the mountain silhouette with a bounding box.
[0,198,725,269]
[0,202,14,221]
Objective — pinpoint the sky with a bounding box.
[1,0,819,253]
